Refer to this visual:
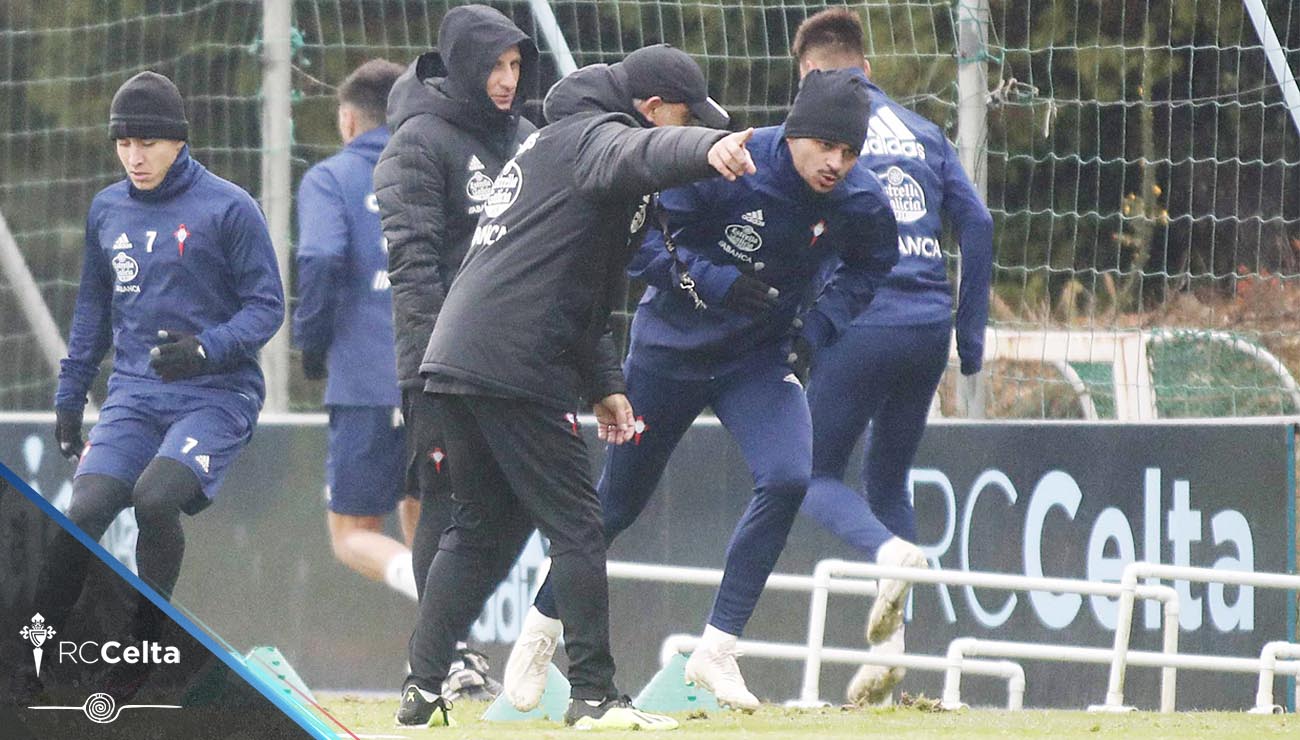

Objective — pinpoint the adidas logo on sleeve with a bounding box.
[864,107,926,160]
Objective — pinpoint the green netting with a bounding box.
[1150,331,1300,417]
[1067,361,1116,419]
[982,0,1300,418]
[2,1,1299,416]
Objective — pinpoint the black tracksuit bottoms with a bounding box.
[406,392,618,701]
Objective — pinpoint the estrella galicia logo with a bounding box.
[20,613,54,677]
[724,223,762,252]
[466,171,494,202]
[878,165,927,223]
[483,160,523,219]
[111,252,139,283]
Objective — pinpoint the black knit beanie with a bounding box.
[783,68,871,151]
[109,72,188,141]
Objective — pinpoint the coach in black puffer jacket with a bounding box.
[373,5,537,687]
[375,5,538,396]
[421,48,743,410]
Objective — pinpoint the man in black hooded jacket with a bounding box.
[374,4,536,703]
[400,44,756,730]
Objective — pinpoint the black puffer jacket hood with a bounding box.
[542,62,647,126]
[386,5,537,140]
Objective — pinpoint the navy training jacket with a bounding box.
[293,126,400,407]
[627,124,899,380]
[849,81,993,375]
[56,146,284,416]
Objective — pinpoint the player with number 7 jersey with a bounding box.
[38,71,283,686]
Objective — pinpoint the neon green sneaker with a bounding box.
[395,684,456,727]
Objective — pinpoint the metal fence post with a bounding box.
[260,0,292,412]
[955,0,990,419]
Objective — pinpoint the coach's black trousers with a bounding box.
[406,393,618,701]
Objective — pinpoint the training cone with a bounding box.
[634,652,721,714]
[481,663,570,722]
[244,645,318,704]
[241,646,336,735]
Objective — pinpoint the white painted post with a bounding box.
[955,0,990,419]
[259,0,292,412]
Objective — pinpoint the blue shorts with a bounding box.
[325,405,405,516]
[77,388,256,504]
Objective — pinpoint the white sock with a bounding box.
[384,550,418,601]
[522,606,563,639]
[876,536,922,564]
[700,624,739,649]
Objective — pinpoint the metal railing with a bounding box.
[658,633,1026,710]
[1100,562,1300,711]
[802,559,1179,707]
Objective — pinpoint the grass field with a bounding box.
[317,694,1298,739]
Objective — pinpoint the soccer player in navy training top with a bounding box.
[791,9,994,705]
[292,60,415,601]
[509,68,899,711]
[42,71,284,687]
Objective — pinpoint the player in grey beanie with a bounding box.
[784,67,871,152]
[109,71,189,141]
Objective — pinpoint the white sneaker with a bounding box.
[565,696,679,731]
[867,537,928,645]
[847,624,906,706]
[683,626,760,712]
[503,607,562,711]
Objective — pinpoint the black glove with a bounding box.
[54,407,84,460]
[149,330,208,382]
[722,274,780,315]
[302,349,327,380]
[786,334,814,386]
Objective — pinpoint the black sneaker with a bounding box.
[563,695,679,731]
[441,648,503,701]
[395,684,454,727]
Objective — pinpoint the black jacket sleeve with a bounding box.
[574,117,728,202]
[374,120,451,387]
[579,327,627,404]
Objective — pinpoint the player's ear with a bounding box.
[337,104,358,143]
[634,96,663,124]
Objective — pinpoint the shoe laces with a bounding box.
[431,695,452,724]
[706,643,745,682]
[520,633,557,674]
